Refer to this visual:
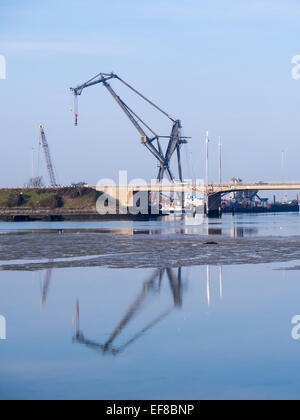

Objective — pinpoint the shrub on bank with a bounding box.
[38,195,63,209]
[0,187,104,210]
[6,192,25,208]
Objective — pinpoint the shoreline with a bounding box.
[0,209,162,222]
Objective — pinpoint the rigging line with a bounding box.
[37,136,41,181]
[116,75,176,123]
[121,99,159,138]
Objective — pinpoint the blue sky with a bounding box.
[0,0,300,187]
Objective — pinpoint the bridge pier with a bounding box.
[206,192,222,218]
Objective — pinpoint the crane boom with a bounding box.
[102,81,166,169]
[70,72,190,183]
[39,125,57,187]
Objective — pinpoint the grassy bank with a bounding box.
[0,187,102,210]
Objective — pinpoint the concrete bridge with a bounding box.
[205,182,300,216]
[206,182,300,194]
[95,182,300,216]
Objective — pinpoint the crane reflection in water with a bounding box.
[40,263,54,311]
[73,266,224,356]
[73,268,184,356]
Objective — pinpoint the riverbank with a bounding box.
[0,209,160,222]
[0,187,161,221]
[0,187,101,210]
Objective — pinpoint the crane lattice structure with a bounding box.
[70,73,190,183]
[39,125,57,187]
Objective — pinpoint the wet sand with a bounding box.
[1,230,300,270]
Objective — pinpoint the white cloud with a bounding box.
[0,40,130,56]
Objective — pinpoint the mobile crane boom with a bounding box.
[39,125,57,187]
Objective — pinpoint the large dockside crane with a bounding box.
[70,73,190,183]
[39,125,58,187]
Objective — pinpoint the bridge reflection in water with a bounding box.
[73,266,223,356]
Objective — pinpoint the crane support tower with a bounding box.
[39,125,58,187]
[70,72,190,183]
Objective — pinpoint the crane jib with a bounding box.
[70,72,190,183]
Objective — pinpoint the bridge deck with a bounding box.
[95,182,300,194]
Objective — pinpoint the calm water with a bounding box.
[1,213,300,400]
[0,212,300,237]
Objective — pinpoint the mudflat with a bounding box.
[1,230,300,270]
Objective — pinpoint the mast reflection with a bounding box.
[206,265,223,307]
